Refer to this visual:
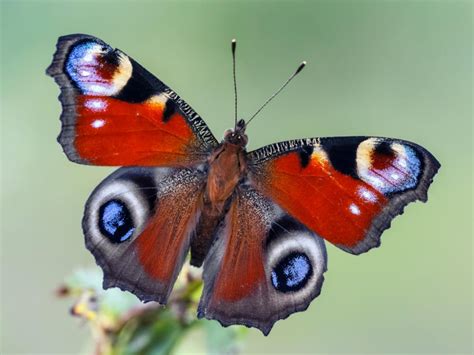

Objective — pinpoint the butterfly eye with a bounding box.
[98,199,135,243]
[271,252,313,292]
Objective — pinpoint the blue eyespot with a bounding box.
[98,200,135,243]
[66,41,118,95]
[271,252,313,292]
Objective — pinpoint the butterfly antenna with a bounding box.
[245,61,306,127]
[231,38,238,129]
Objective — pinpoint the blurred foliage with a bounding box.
[57,266,247,355]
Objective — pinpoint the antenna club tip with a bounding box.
[231,38,237,53]
[295,61,307,75]
[231,38,237,43]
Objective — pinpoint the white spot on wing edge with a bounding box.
[85,99,108,111]
[349,203,361,215]
[357,186,378,203]
[91,119,105,128]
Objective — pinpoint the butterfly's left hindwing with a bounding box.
[47,34,218,167]
[198,187,327,335]
[248,136,440,254]
[82,166,205,303]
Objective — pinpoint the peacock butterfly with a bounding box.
[47,34,440,335]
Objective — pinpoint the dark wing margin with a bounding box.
[46,34,218,166]
[247,136,440,254]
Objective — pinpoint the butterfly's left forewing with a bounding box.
[47,34,218,167]
[248,136,440,254]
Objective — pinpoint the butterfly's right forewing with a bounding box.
[247,136,440,254]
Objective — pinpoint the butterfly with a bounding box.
[47,34,440,335]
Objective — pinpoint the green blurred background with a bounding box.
[1,0,472,353]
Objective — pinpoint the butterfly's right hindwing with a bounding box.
[198,187,327,335]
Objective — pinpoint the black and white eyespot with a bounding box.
[265,215,327,303]
[84,178,153,246]
[83,167,177,248]
[81,166,206,304]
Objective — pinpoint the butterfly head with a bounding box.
[224,119,248,147]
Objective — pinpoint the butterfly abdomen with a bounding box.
[190,206,226,267]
